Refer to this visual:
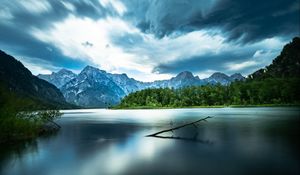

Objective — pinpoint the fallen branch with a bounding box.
[149,135,213,144]
[146,116,212,137]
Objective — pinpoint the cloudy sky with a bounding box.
[0,0,299,81]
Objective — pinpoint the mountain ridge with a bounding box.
[39,66,244,107]
[60,66,125,108]
[39,66,243,86]
[38,68,77,88]
[0,50,72,109]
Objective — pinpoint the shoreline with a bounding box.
[110,104,300,110]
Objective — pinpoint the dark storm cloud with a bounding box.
[0,0,299,78]
[122,0,300,43]
[153,51,254,75]
[0,0,113,71]
[1,0,111,29]
[152,44,282,76]
[0,23,85,70]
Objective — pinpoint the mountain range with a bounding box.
[38,66,244,107]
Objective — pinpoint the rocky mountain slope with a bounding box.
[60,66,126,108]
[38,69,77,88]
[0,50,70,108]
[39,66,244,107]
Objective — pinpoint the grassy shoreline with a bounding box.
[0,110,62,144]
[111,104,300,110]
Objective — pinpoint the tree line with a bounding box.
[115,78,300,108]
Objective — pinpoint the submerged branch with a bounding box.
[146,116,212,137]
[149,135,213,144]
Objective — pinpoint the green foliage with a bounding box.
[0,110,62,143]
[115,78,300,108]
[0,86,62,143]
[249,37,300,80]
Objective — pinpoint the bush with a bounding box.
[0,86,62,143]
[0,110,62,143]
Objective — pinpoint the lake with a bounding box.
[1,107,300,175]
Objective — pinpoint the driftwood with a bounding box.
[146,116,212,137]
[150,135,213,144]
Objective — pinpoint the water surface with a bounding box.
[1,107,300,175]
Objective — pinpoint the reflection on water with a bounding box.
[1,107,300,175]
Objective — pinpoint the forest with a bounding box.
[115,78,300,108]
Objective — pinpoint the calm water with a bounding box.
[1,107,300,175]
